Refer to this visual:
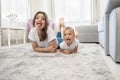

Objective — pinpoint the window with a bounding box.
[1,0,28,27]
[54,0,91,26]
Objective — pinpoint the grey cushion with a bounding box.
[104,0,120,14]
[78,33,98,42]
[98,32,105,48]
[104,14,110,55]
[103,0,120,62]
[75,24,98,42]
[98,17,105,48]
[75,24,98,33]
[98,17,104,32]
[109,7,120,62]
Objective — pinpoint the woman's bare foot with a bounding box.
[59,17,65,32]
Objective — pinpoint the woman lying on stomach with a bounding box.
[29,11,57,52]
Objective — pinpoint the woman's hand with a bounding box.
[48,39,57,52]
[48,46,56,53]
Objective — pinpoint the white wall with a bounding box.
[0,0,1,46]
[29,0,44,19]
[29,0,54,20]
[43,0,55,20]
[99,0,107,18]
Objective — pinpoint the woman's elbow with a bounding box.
[32,46,39,52]
[32,47,37,52]
[74,50,77,53]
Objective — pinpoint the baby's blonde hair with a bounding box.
[63,26,75,36]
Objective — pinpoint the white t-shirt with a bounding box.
[28,27,55,47]
[60,38,79,50]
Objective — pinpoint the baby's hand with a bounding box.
[64,50,71,54]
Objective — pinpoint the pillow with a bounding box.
[48,20,55,30]
[27,19,33,33]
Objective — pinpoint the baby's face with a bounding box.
[63,29,75,46]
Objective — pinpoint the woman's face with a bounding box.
[35,13,46,30]
[63,29,75,46]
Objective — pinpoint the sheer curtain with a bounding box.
[90,0,107,24]
[1,0,29,27]
[54,0,91,26]
[0,0,1,26]
[90,0,100,24]
[0,0,1,46]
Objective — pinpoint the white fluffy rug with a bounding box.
[0,43,115,80]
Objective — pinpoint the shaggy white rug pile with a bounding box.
[0,43,115,80]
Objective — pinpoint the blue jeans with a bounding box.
[56,32,63,46]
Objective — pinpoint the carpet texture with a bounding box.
[0,43,115,80]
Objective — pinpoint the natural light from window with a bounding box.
[1,0,28,27]
[54,0,91,26]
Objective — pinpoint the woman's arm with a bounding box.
[31,39,57,52]
[48,39,57,52]
[31,41,49,52]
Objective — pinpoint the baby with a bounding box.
[60,27,79,54]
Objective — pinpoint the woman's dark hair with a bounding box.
[33,11,49,41]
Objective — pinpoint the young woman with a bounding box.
[29,11,57,52]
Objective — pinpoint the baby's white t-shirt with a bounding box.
[28,27,55,47]
[60,38,79,50]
